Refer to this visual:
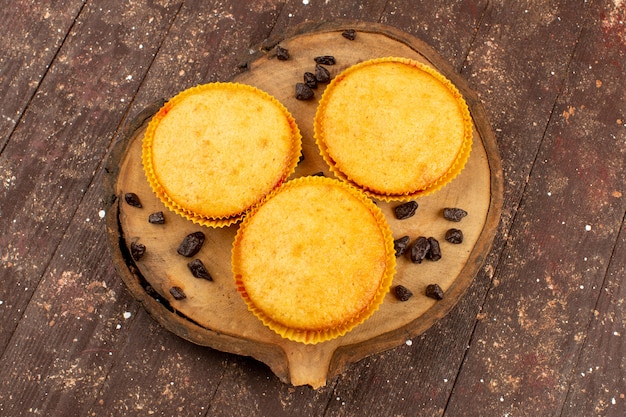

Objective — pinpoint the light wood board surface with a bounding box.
[105,22,503,388]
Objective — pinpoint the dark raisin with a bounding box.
[409,237,430,263]
[169,286,187,300]
[148,211,165,224]
[130,242,146,261]
[314,55,336,65]
[443,207,468,222]
[342,29,356,40]
[177,231,205,257]
[393,236,411,257]
[187,259,213,281]
[124,193,142,208]
[394,201,418,220]
[276,45,289,60]
[295,82,314,100]
[315,64,331,83]
[394,285,413,302]
[445,228,464,244]
[304,72,317,89]
[425,283,445,300]
[427,237,442,261]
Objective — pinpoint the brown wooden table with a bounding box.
[1,1,624,416]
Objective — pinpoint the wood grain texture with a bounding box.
[268,0,388,39]
[0,0,84,149]
[380,0,490,70]
[563,215,626,416]
[0,0,183,413]
[445,0,626,415]
[0,0,624,415]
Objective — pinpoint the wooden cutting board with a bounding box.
[103,21,503,389]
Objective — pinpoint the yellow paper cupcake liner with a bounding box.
[142,82,302,228]
[232,176,396,345]
[314,57,473,202]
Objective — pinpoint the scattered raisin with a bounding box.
[315,64,331,83]
[130,242,146,261]
[426,237,442,261]
[295,82,314,100]
[148,211,165,224]
[443,207,468,222]
[393,236,410,257]
[169,286,187,300]
[425,283,445,300]
[394,201,418,220]
[342,29,356,40]
[304,72,317,89]
[177,231,205,257]
[124,193,142,208]
[187,259,213,281]
[276,45,289,60]
[394,285,413,302]
[409,237,430,264]
[314,55,336,65]
[445,228,464,244]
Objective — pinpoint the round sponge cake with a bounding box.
[232,176,396,344]
[314,57,472,201]
[142,82,302,227]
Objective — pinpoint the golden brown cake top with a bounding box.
[232,176,396,344]
[314,57,472,200]
[142,82,301,227]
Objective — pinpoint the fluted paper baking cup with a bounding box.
[314,57,472,202]
[232,176,396,344]
[142,82,302,227]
